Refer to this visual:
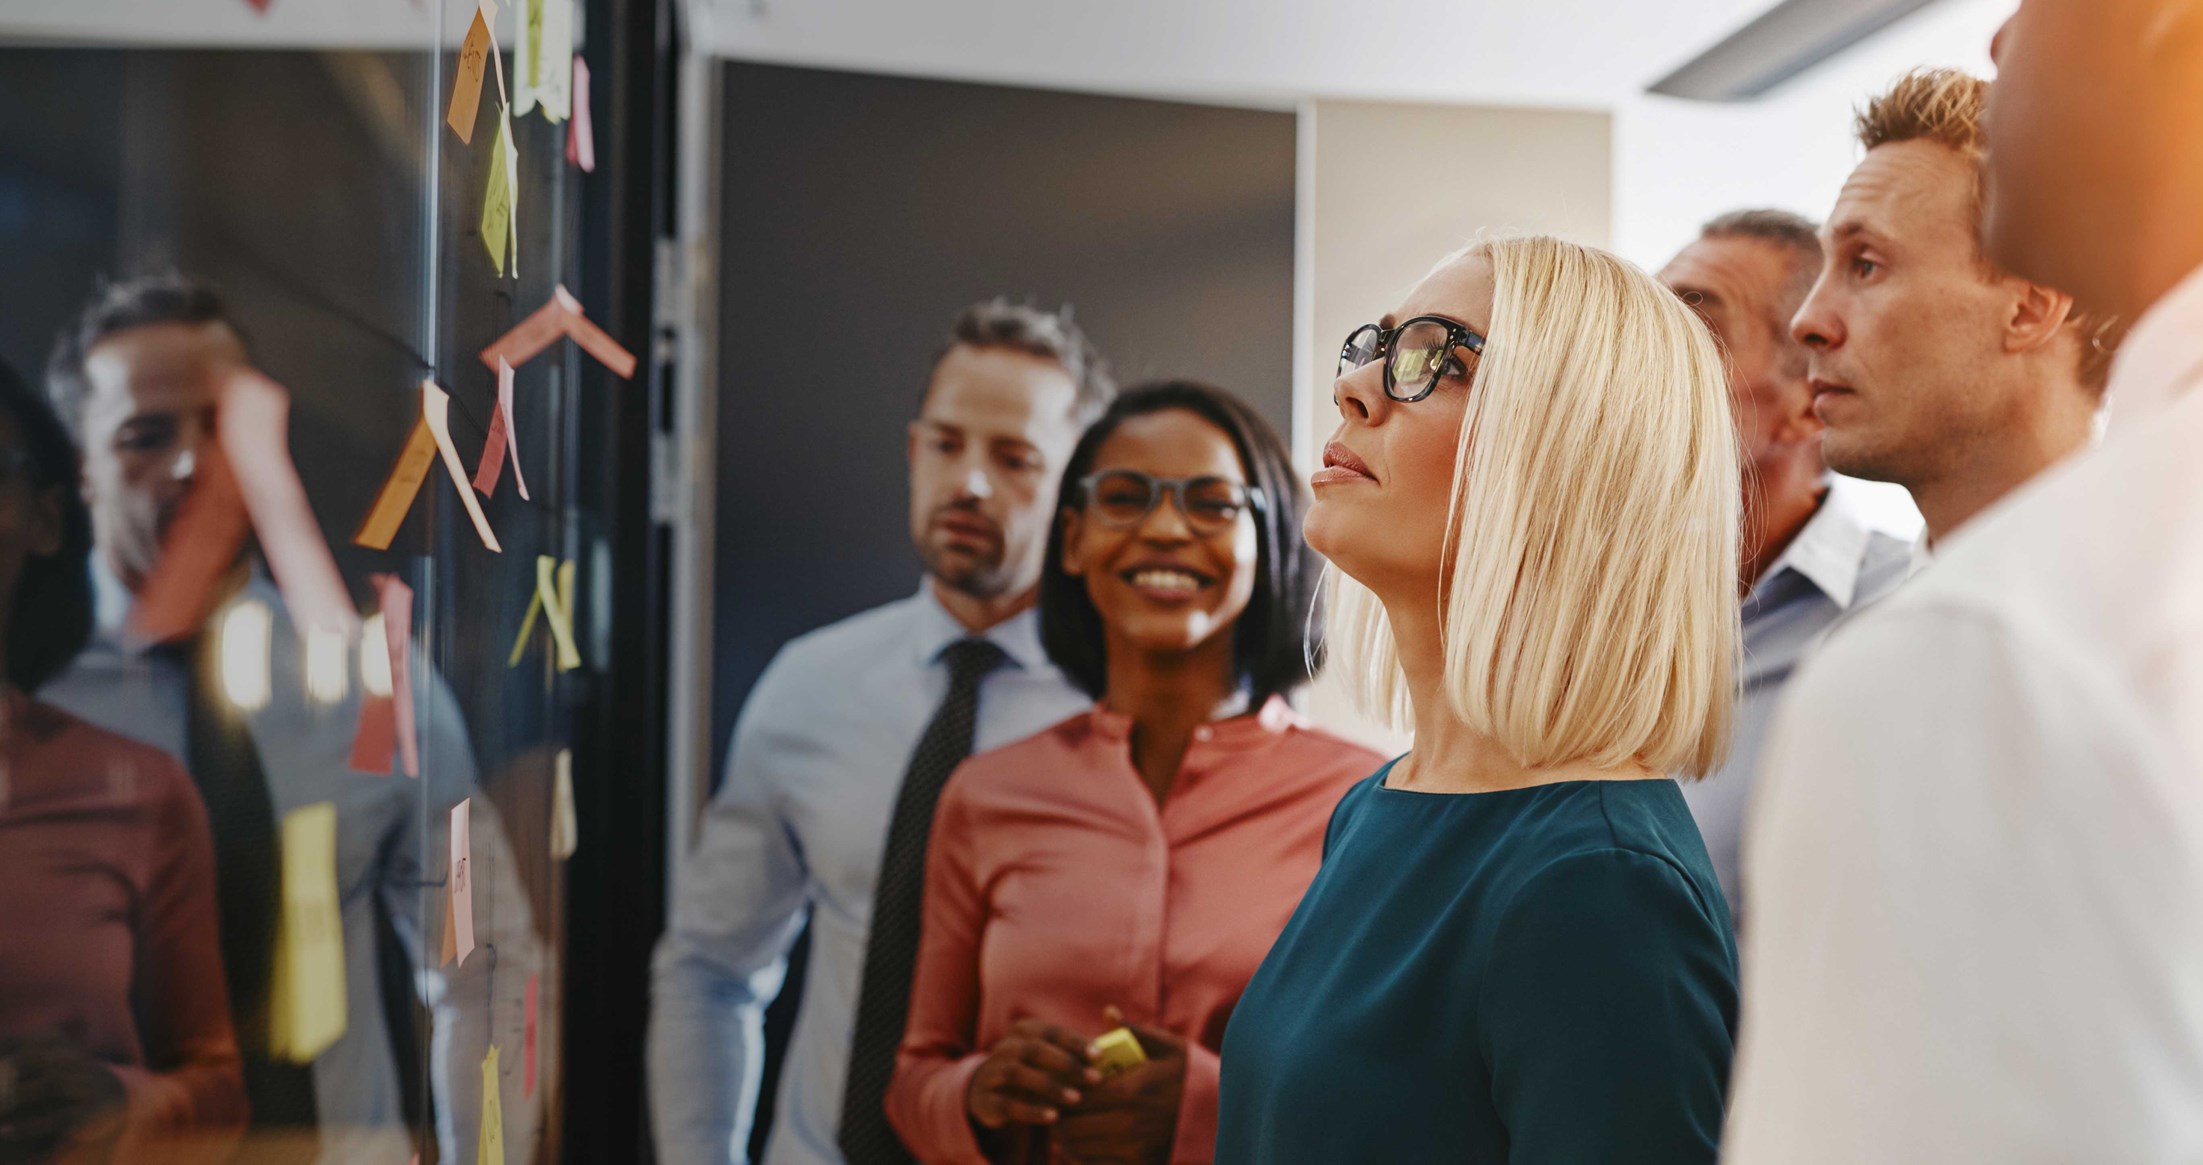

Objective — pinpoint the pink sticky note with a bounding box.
[420,381,503,552]
[478,298,568,373]
[449,799,475,966]
[376,575,419,778]
[555,286,638,379]
[498,358,528,500]
[346,689,395,775]
[472,359,528,500]
[524,972,539,1098]
[566,58,595,173]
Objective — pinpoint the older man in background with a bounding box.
[1659,210,1912,930]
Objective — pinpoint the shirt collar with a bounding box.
[1757,477,1880,611]
[1087,694,1300,747]
[907,578,1051,673]
[2107,262,2203,432]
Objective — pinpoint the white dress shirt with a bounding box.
[647,583,1090,1165]
[1681,477,1913,928]
[1725,263,2203,1163]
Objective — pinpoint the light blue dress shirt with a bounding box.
[647,582,1091,1165]
[1680,478,1915,928]
[40,566,542,1165]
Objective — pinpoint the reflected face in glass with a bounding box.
[1061,409,1259,663]
[1790,142,2017,487]
[78,321,244,592]
[1661,235,1819,476]
[1307,253,1490,597]
[907,344,1084,602]
[0,411,65,626]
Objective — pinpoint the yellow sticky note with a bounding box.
[269,802,347,1064]
[353,417,438,551]
[479,1044,506,1165]
[1091,1027,1147,1079]
[550,748,576,859]
[508,556,579,670]
[421,381,504,553]
[481,108,518,277]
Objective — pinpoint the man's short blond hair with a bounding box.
[1858,68,2118,390]
[1322,235,1741,778]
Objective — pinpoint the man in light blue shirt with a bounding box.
[1662,212,1917,927]
[649,301,1113,1165]
[39,275,542,1163]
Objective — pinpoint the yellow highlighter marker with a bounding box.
[1090,1027,1148,1079]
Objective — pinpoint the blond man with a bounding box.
[1788,69,2109,550]
[1723,64,2194,1165]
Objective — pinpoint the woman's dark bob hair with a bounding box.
[0,355,94,693]
[1039,380,1320,704]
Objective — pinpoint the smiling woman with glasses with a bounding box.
[1216,236,1743,1165]
[883,381,1381,1165]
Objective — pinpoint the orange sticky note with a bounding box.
[421,381,504,553]
[449,799,475,966]
[446,8,492,143]
[347,688,394,774]
[555,285,638,379]
[218,369,359,640]
[377,575,419,778]
[565,58,595,172]
[353,416,438,552]
[129,442,250,645]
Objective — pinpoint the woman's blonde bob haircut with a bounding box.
[1323,235,1741,778]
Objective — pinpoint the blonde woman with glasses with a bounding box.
[1215,236,1742,1164]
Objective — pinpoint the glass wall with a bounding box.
[0,3,641,1160]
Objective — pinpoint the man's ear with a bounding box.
[1059,508,1087,577]
[2006,279,2077,357]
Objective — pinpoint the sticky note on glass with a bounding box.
[354,416,437,551]
[447,7,493,143]
[479,1044,506,1165]
[473,358,528,500]
[524,973,539,1098]
[566,57,595,173]
[129,442,250,646]
[481,108,519,277]
[477,285,636,379]
[269,802,347,1064]
[508,556,580,670]
[515,0,573,122]
[550,748,577,859]
[422,381,504,552]
[449,798,476,967]
[379,575,419,776]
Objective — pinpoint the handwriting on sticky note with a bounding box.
[551,748,577,859]
[219,369,359,640]
[473,392,509,497]
[473,358,529,500]
[129,443,250,645]
[566,57,595,172]
[422,381,504,552]
[449,798,475,966]
[524,973,539,1098]
[354,417,438,551]
[480,1044,506,1165]
[447,8,492,143]
[269,802,347,1064]
[481,109,518,277]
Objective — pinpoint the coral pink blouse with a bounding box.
[887,697,1381,1163]
[0,694,246,1162]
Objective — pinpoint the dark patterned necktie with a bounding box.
[161,633,322,1158]
[839,637,1011,1164]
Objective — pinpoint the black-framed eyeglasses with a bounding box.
[1338,316,1487,403]
[1074,469,1265,537]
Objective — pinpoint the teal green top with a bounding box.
[1216,764,1737,1164]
